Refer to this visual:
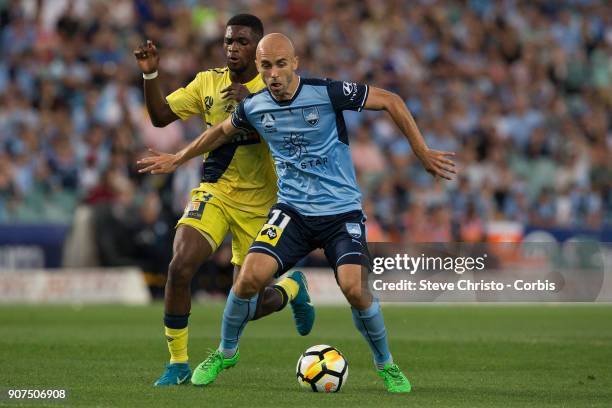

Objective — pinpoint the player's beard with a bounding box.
[228,60,247,74]
[276,73,294,98]
[267,80,284,97]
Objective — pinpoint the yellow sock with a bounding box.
[165,326,188,363]
[275,276,299,302]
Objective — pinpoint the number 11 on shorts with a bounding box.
[268,209,291,228]
[255,209,291,246]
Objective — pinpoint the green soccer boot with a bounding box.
[378,363,412,393]
[191,349,240,386]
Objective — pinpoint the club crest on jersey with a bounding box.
[346,223,362,239]
[255,224,283,246]
[302,106,319,126]
[204,96,213,111]
[261,113,277,133]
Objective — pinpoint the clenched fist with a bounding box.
[134,40,160,74]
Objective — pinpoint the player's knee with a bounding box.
[234,273,261,298]
[167,256,197,287]
[342,285,369,309]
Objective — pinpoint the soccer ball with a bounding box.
[296,345,348,392]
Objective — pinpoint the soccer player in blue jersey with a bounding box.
[139,33,456,393]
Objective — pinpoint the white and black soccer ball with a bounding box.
[296,345,348,392]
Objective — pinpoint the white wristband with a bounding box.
[143,71,159,80]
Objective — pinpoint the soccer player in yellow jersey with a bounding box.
[134,14,314,386]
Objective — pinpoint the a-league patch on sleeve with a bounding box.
[183,200,205,220]
[255,224,284,246]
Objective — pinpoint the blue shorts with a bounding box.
[249,203,370,276]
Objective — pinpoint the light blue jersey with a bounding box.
[231,77,369,216]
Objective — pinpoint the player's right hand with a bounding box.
[134,40,160,74]
[419,149,457,180]
[137,149,180,174]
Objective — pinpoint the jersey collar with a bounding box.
[243,72,263,90]
[268,76,303,106]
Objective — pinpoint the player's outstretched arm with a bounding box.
[134,40,179,127]
[364,87,456,180]
[137,117,238,174]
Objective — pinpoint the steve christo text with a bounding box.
[372,279,557,292]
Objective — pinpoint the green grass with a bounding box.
[1,304,611,407]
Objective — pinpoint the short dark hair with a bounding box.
[226,14,264,38]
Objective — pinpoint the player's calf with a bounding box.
[341,284,371,310]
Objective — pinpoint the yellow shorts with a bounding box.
[176,187,268,266]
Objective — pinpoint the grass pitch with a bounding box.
[1,303,611,407]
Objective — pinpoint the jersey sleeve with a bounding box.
[230,100,256,132]
[326,79,369,112]
[165,72,205,120]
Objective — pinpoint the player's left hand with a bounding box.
[221,83,250,102]
[418,149,457,180]
[137,149,180,174]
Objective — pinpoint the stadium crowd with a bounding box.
[0,0,610,259]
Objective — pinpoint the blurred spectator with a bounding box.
[91,173,137,267]
[131,191,173,275]
[459,202,486,242]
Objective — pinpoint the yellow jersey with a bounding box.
[166,68,277,215]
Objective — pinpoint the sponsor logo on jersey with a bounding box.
[346,223,362,238]
[342,81,356,96]
[300,156,328,169]
[302,106,320,126]
[342,81,360,102]
[283,132,308,158]
[256,224,283,246]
